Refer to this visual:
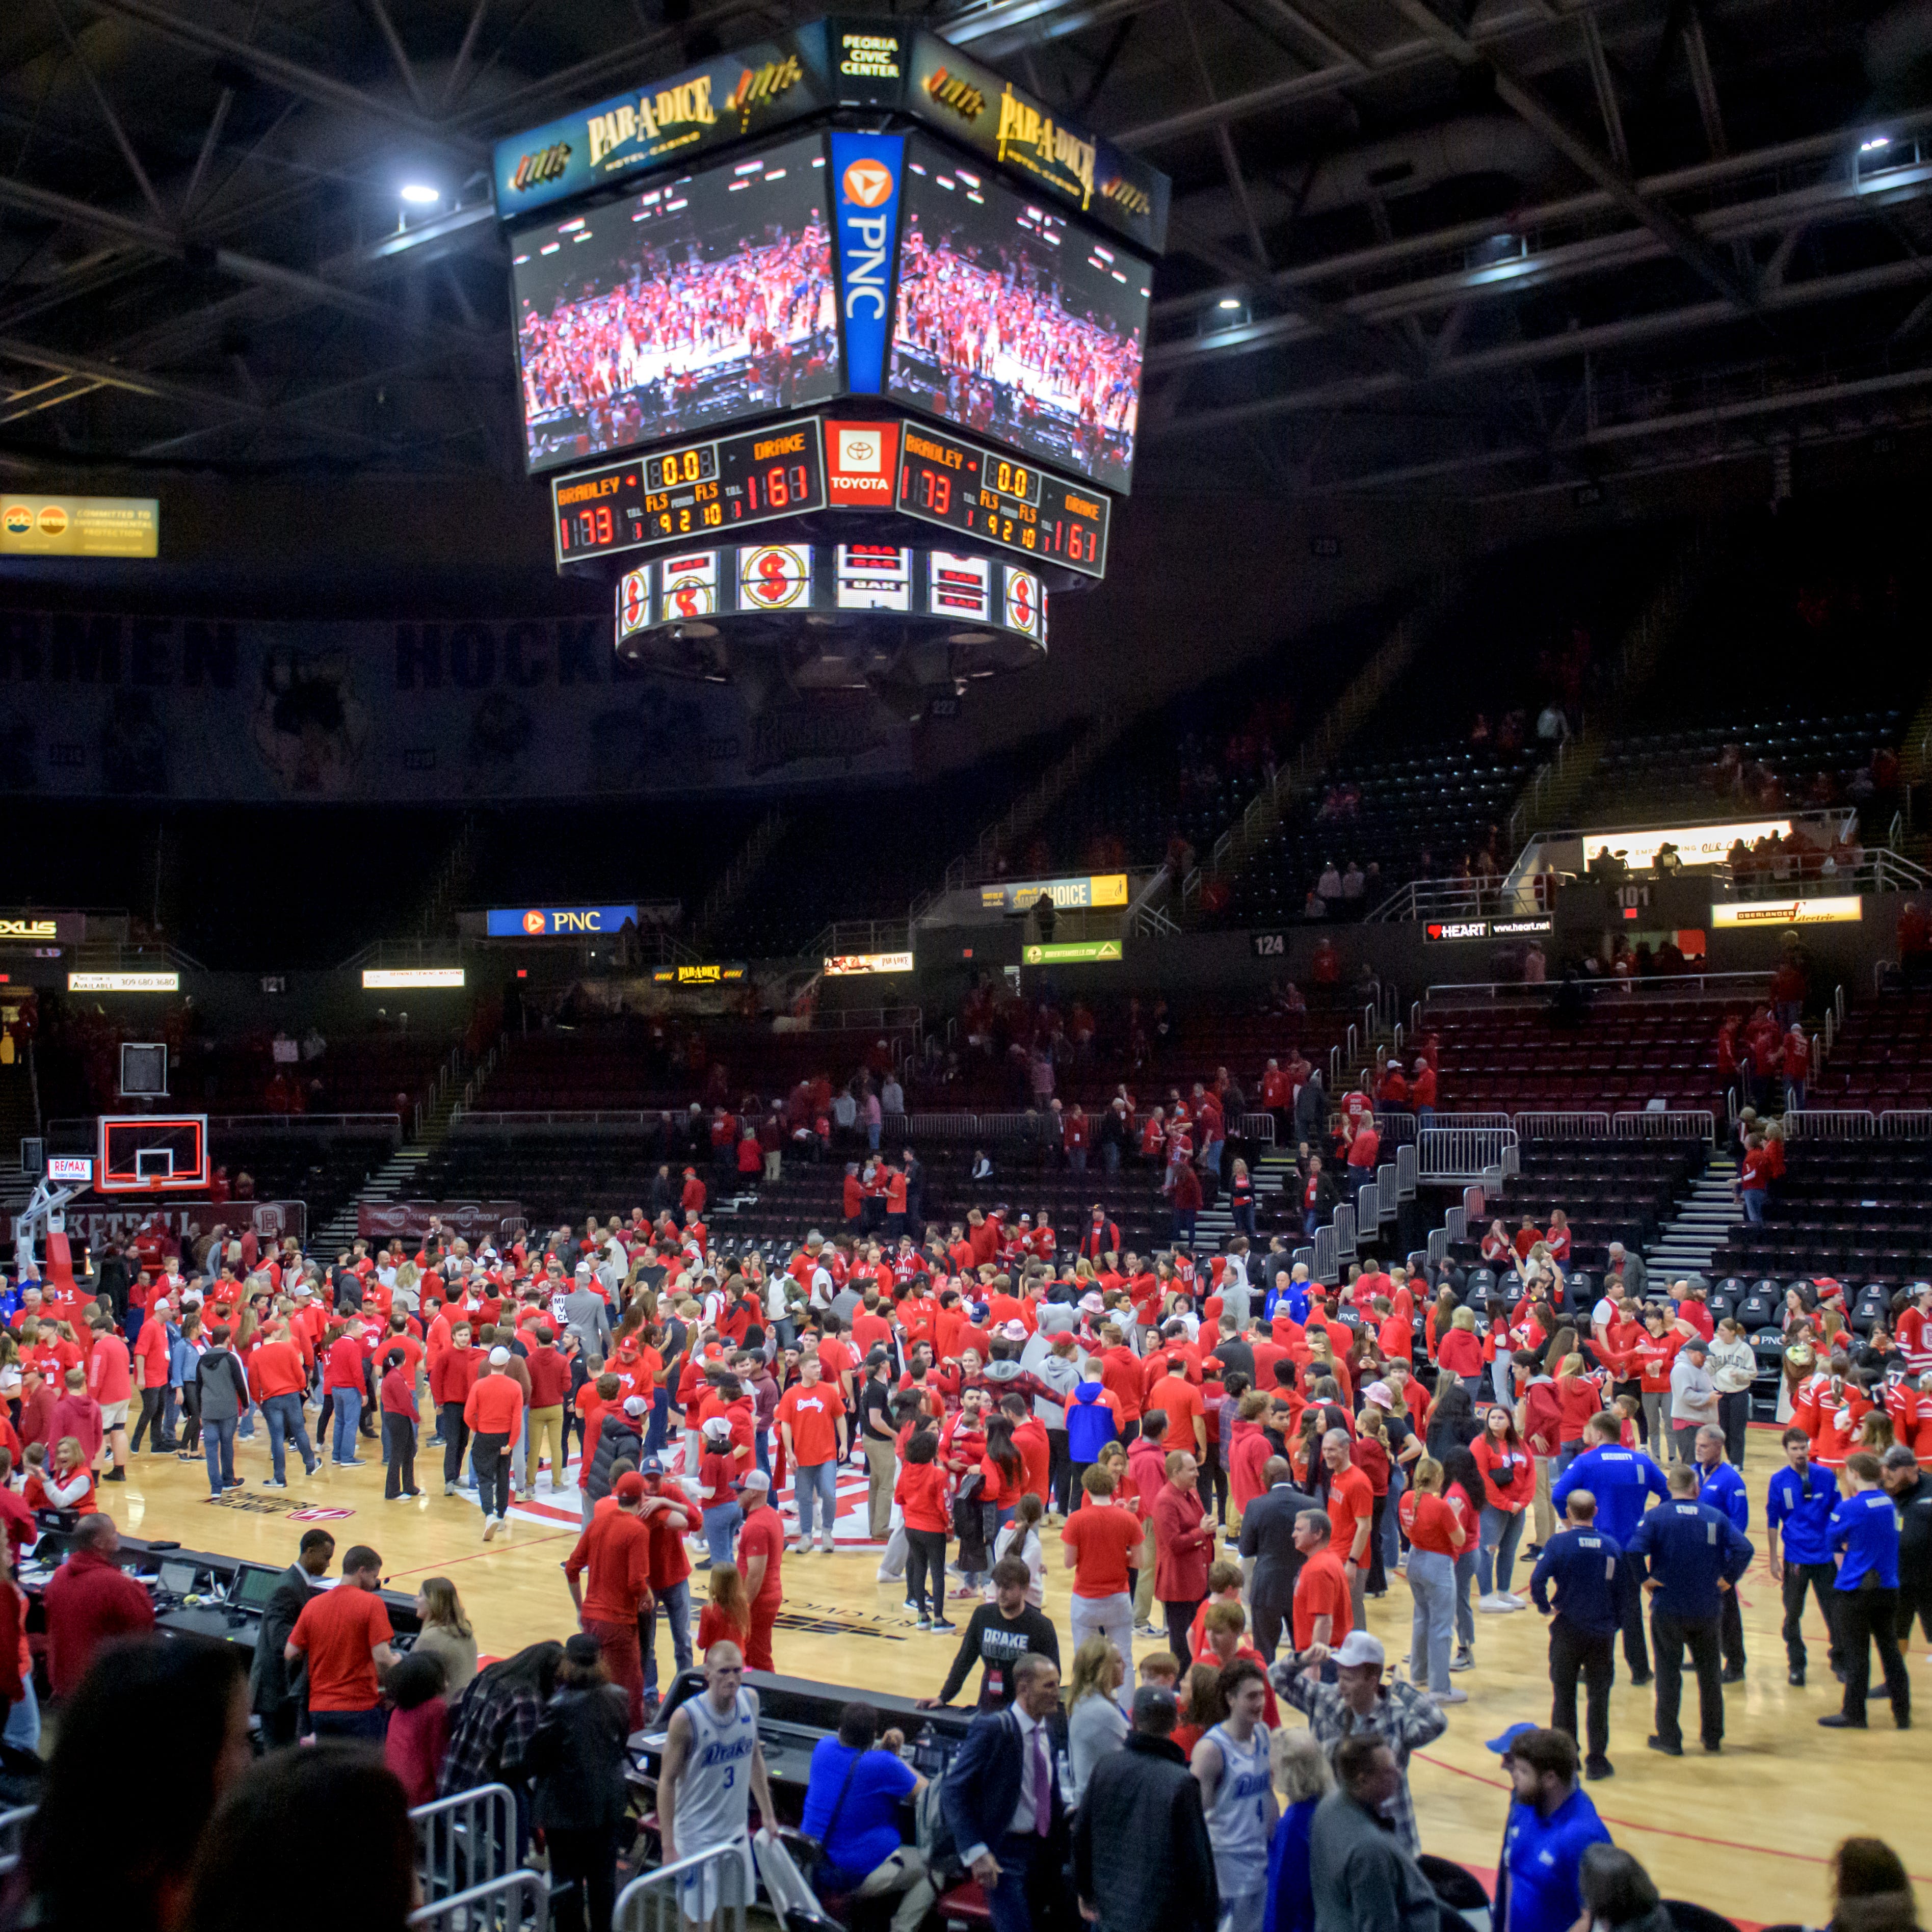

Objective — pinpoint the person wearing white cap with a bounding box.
[463,1347,524,1540]
[1270,1629,1447,1858]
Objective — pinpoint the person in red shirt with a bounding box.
[1398,1457,1468,1699]
[41,1513,154,1697]
[1320,1427,1373,1630]
[379,1346,420,1501]
[1060,1463,1141,1660]
[734,1468,785,1669]
[463,1348,524,1539]
[286,1542,396,1739]
[1289,1511,1352,1656]
[84,1314,132,1485]
[565,1470,655,1728]
[776,1358,847,1554]
[129,1306,172,1457]
[523,1326,572,1493]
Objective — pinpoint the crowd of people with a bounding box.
[4,1158,1929,1932]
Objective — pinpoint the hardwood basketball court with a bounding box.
[92,1418,1926,1929]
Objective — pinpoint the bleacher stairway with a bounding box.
[1645,1151,1739,1281]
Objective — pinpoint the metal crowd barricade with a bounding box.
[1781,1109,1877,1139]
[906,1111,980,1140]
[1611,1110,1717,1142]
[1376,1162,1398,1220]
[412,1784,516,1905]
[1512,1111,1612,1139]
[1443,1203,1467,1244]
[1878,1110,1932,1136]
[1395,1142,1419,1202]
[1333,1202,1358,1263]
[1418,1127,1519,1181]
[615,1841,752,1932]
[408,1868,548,1932]
[1240,1111,1278,1144]
[1354,1182,1379,1231]
[0,1805,35,1878]
[1312,1223,1339,1285]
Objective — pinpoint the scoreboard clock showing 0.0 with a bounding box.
[894,423,1109,578]
[553,417,828,564]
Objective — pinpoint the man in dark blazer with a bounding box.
[941,1652,1068,1932]
[249,1528,335,1747]
[1238,1457,1319,1661]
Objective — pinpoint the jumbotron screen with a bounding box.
[888,136,1151,495]
[510,131,839,475]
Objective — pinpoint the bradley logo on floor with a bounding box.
[771,1600,908,1641]
[202,1490,351,1518]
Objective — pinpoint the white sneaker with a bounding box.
[817,1538,835,1553]
[483,1517,499,1542]
[793,1539,813,1554]
[1501,1593,1527,1610]
[1478,1594,1511,1613]
[1432,1687,1469,1705]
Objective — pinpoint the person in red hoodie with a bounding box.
[320,1321,368,1470]
[1226,1391,1274,1525]
[83,1312,131,1485]
[252,1318,319,1487]
[523,1325,572,1493]
[463,1348,524,1538]
[1553,1353,1607,1471]
[49,1368,102,1471]
[431,1321,482,1495]
[1126,1414,1169,1630]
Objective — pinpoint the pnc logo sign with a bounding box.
[831,134,903,393]
[841,157,894,207]
[522,910,547,935]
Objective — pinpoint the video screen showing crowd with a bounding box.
[888,143,1150,496]
[512,132,839,473]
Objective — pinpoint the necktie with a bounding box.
[1031,1723,1051,1836]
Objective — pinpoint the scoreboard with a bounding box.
[894,424,1109,579]
[554,418,827,566]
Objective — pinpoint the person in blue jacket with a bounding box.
[1820,1450,1911,1732]
[1692,1424,1749,1683]
[1765,1426,1844,1687]
[1623,1464,1752,1757]
[1490,1724,1613,1932]
[1064,1378,1118,1491]
[1552,1411,1668,1684]
[1529,1491,1622,1779]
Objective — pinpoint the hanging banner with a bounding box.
[0,608,914,800]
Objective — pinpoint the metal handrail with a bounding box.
[615,1840,752,1932]
[411,1782,516,1904]
[408,1869,547,1932]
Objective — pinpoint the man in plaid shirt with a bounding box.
[1269,1629,1446,1855]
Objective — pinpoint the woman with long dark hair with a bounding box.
[520,1634,632,1932]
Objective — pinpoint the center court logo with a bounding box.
[841,158,894,207]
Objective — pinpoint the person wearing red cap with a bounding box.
[566,1471,655,1730]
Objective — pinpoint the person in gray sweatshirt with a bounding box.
[195,1324,252,1498]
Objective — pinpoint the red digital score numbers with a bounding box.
[896,425,1109,579]
[551,419,827,565]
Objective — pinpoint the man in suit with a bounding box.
[1237,1457,1318,1661]
[942,1652,1069,1932]
[249,1527,335,1748]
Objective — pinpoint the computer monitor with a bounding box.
[227,1564,285,1611]
[157,1559,198,1596]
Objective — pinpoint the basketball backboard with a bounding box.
[96,1115,209,1192]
